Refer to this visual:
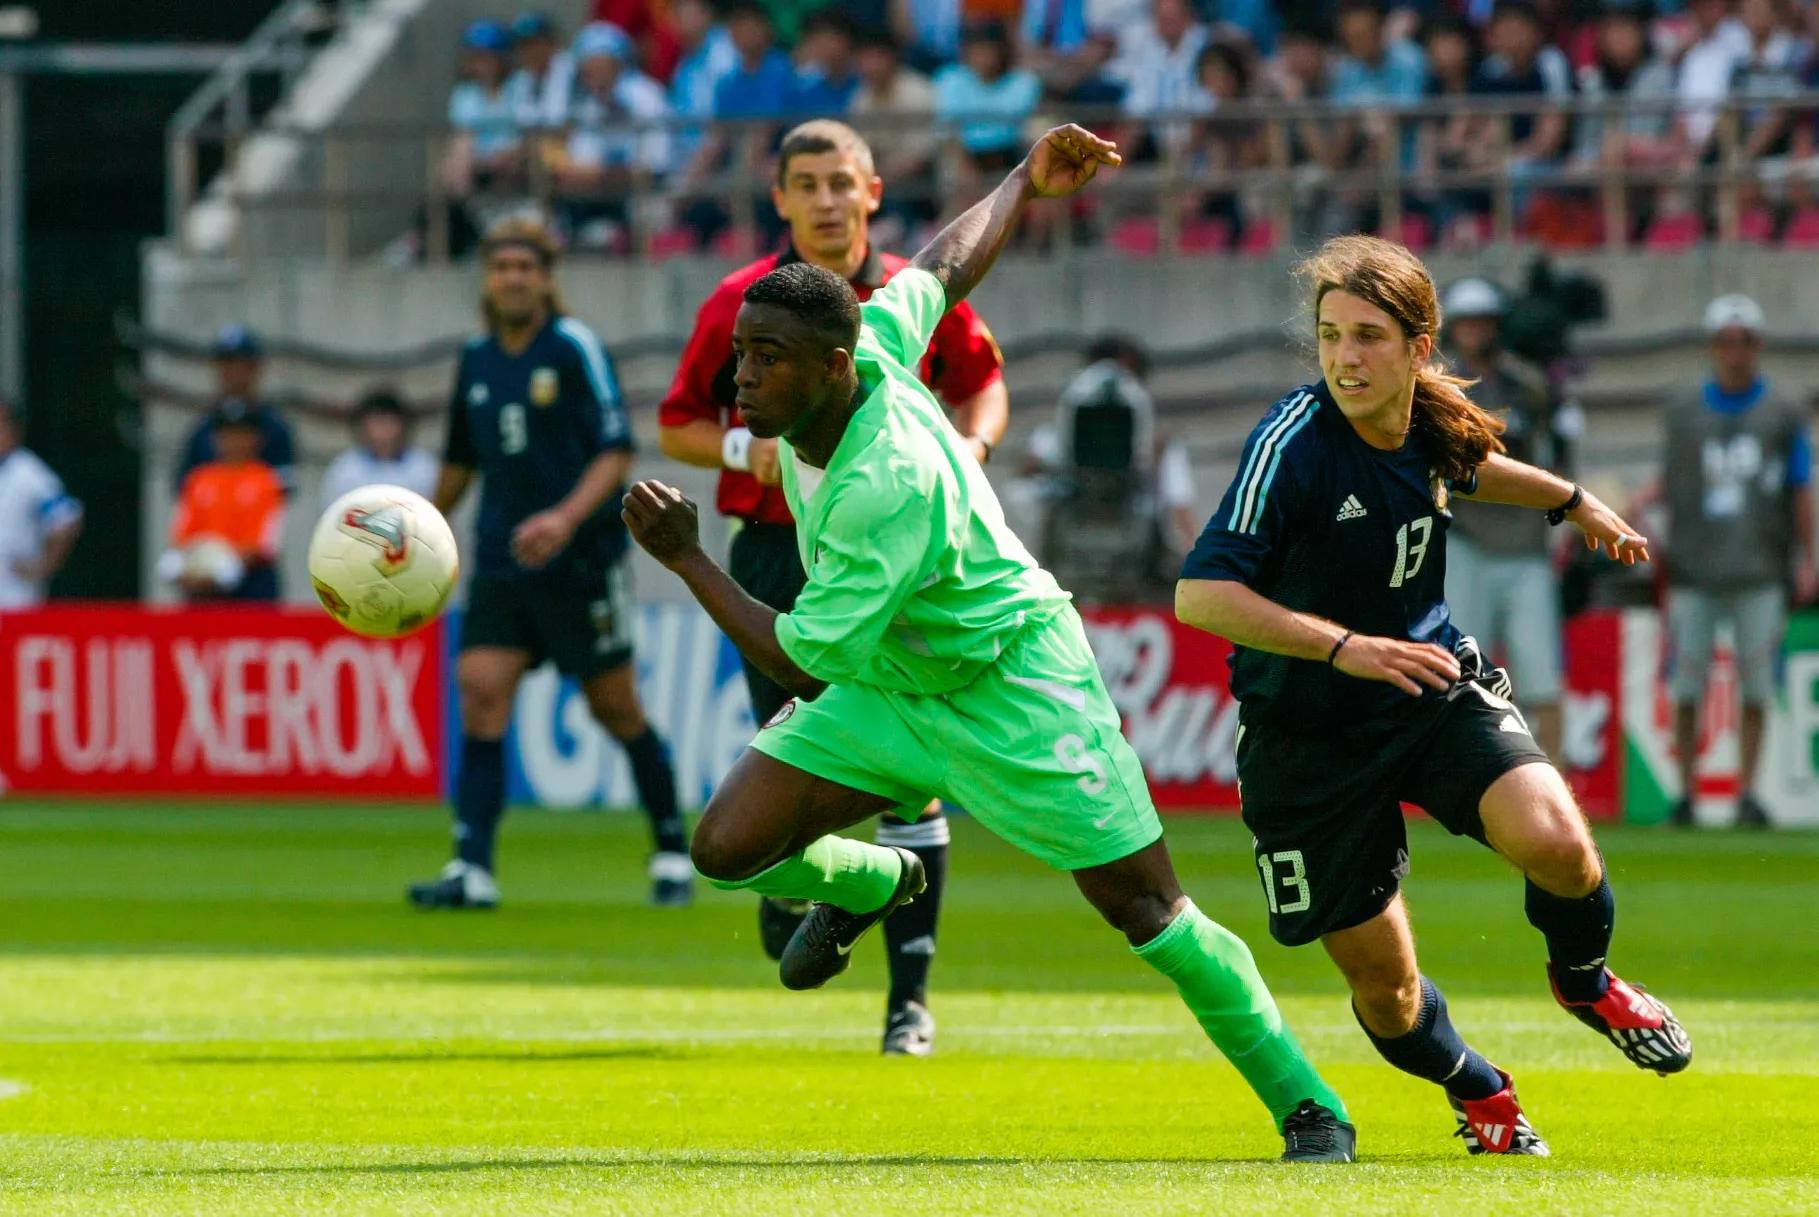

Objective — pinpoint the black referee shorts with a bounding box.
[460,563,635,682]
[1236,674,1550,947]
[727,520,806,725]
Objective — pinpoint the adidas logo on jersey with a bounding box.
[1336,495,1368,521]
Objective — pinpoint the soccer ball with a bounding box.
[307,485,459,638]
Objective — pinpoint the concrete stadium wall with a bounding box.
[140,243,1819,602]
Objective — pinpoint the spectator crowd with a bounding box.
[420,0,1819,256]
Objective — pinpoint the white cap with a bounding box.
[1443,277,1504,320]
[1703,293,1765,335]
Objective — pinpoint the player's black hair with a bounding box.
[743,262,862,353]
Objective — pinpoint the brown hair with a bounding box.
[776,119,875,186]
[478,214,566,331]
[1294,234,1505,481]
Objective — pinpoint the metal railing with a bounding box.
[164,0,370,238]
[169,90,1819,262]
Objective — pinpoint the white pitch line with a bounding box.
[0,1078,27,1100]
[0,1023,1186,1046]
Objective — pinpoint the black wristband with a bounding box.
[1546,484,1584,526]
[1327,630,1354,666]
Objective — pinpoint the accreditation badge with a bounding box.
[529,367,559,407]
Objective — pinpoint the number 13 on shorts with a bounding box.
[1257,849,1311,914]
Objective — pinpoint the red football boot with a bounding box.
[1549,965,1693,1075]
[1449,1069,1550,1156]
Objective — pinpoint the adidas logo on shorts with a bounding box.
[1336,494,1368,521]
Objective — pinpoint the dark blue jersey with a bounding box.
[444,315,633,580]
[1182,380,1471,731]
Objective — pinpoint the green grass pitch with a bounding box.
[1,804,1815,1216]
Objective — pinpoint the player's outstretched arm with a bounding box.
[1465,452,1650,565]
[1177,578,1461,698]
[910,124,1120,311]
[623,480,828,701]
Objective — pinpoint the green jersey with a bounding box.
[773,268,1070,695]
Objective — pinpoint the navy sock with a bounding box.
[1526,870,1615,1002]
[454,736,506,872]
[878,812,949,1009]
[1357,977,1504,1101]
[622,727,686,855]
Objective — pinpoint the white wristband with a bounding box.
[722,426,754,472]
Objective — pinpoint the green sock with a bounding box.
[705,835,903,913]
[1134,901,1349,1129]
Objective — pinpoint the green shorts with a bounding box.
[749,605,1163,871]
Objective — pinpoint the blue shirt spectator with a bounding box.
[448,21,520,161]
[788,9,861,116]
[669,0,738,162]
[1208,0,1278,54]
[896,0,963,72]
[714,5,795,119]
[175,326,298,497]
[935,24,1041,157]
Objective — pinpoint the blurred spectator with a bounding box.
[1267,22,1356,237]
[1206,0,1280,54]
[505,12,575,130]
[711,4,796,123]
[1465,2,1572,214]
[1726,0,1801,170]
[1659,294,1817,828]
[160,402,286,603]
[1025,335,1198,599]
[176,326,297,497]
[755,0,828,47]
[1571,2,1682,176]
[1416,14,1483,229]
[1675,0,1751,148]
[0,398,82,609]
[589,0,683,81]
[934,22,1042,170]
[1115,0,1209,157]
[444,20,523,202]
[320,390,439,507]
[1020,0,1123,103]
[1329,0,1426,170]
[552,21,673,249]
[1186,41,1267,237]
[852,30,941,238]
[1440,276,1576,761]
[788,8,862,114]
[893,0,963,72]
[668,0,739,166]
[678,1,795,238]
[1331,0,1427,104]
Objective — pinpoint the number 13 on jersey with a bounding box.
[1389,515,1433,588]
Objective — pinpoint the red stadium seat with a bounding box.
[1781,208,1819,247]
[1394,213,1433,251]
[1108,216,1161,257]
[646,226,699,259]
[1642,211,1704,252]
[1738,207,1776,245]
[1178,217,1232,254]
[1238,217,1280,257]
[710,225,757,259]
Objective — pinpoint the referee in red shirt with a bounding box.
[659,119,1009,1057]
